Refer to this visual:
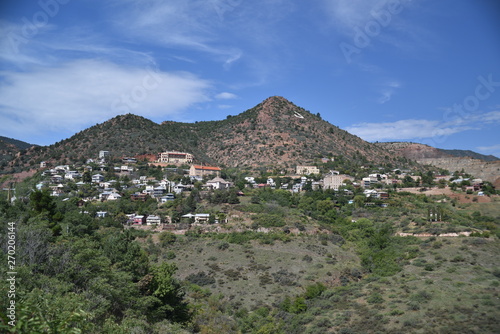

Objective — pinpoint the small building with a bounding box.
[99,151,110,159]
[122,157,137,163]
[133,215,147,224]
[131,193,149,201]
[96,211,108,218]
[362,176,378,188]
[92,174,104,183]
[153,186,166,197]
[159,193,175,203]
[146,215,162,225]
[205,177,232,190]
[182,213,210,223]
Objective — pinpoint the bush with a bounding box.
[185,271,216,286]
[304,283,327,299]
[302,255,313,263]
[159,232,177,246]
[165,251,176,259]
[367,293,384,304]
[217,241,230,250]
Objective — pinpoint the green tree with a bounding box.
[143,262,191,324]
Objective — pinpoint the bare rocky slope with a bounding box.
[376,142,500,183]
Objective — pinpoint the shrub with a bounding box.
[304,283,327,299]
[158,231,176,246]
[217,241,230,250]
[185,271,216,286]
[367,293,384,304]
[165,251,176,259]
[302,255,313,263]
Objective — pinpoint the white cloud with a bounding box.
[322,0,410,31]
[215,92,238,100]
[109,0,244,66]
[346,119,469,141]
[476,144,500,152]
[346,108,500,142]
[0,59,211,144]
[376,80,401,103]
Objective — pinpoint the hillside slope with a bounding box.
[8,97,407,171]
[194,96,397,168]
[0,136,35,170]
[376,142,500,183]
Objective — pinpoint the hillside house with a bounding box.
[189,165,222,178]
[131,193,149,201]
[96,211,107,218]
[99,151,110,159]
[122,157,137,163]
[173,184,188,194]
[133,215,147,224]
[92,174,104,183]
[64,171,81,180]
[159,193,175,203]
[146,215,162,225]
[205,177,232,190]
[51,174,64,183]
[296,165,320,175]
[362,176,378,188]
[99,192,122,201]
[182,213,210,223]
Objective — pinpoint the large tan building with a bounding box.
[189,165,222,178]
[157,151,193,164]
[296,165,320,175]
[323,174,355,190]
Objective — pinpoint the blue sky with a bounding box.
[1,0,499,157]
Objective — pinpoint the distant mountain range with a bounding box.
[2,96,499,184]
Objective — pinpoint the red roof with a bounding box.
[193,165,221,171]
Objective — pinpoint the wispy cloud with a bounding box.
[215,92,238,100]
[477,144,500,152]
[377,80,400,103]
[323,0,395,31]
[0,59,211,145]
[346,110,500,142]
[108,0,244,66]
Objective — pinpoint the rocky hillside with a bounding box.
[0,136,36,170]
[376,142,500,183]
[375,142,452,160]
[439,149,498,162]
[195,96,396,168]
[417,157,500,184]
[7,97,407,171]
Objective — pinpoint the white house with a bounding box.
[182,213,210,223]
[92,174,104,183]
[146,215,162,225]
[206,177,232,190]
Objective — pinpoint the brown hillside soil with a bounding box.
[0,169,37,189]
